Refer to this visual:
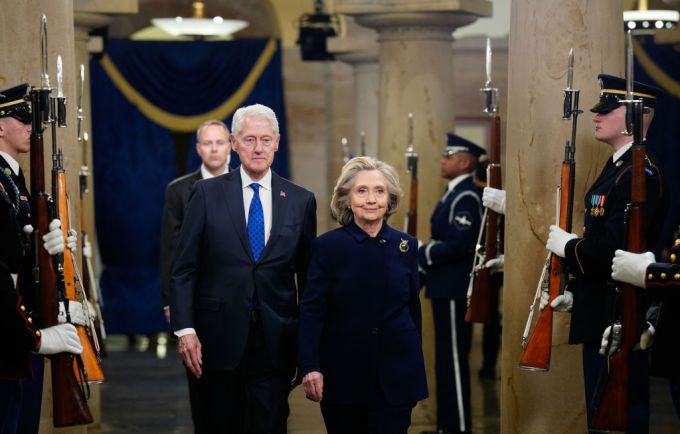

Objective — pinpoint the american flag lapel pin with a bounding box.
[280,190,286,198]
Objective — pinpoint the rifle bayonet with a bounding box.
[360,131,366,157]
[481,38,498,115]
[77,65,85,142]
[341,137,350,164]
[56,55,67,127]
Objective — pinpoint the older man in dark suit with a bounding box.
[159,119,231,429]
[170,104,317,434]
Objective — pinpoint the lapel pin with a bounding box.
[399,238,409,252]
[280,190,286,198]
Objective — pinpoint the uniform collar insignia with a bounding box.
[399,238,409,253]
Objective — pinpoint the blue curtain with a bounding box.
[90,39,288,334]
[634,36,680,254]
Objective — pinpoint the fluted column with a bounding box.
[335,1,491,428]
[503,1,623,433]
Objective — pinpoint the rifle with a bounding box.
[519,48,581,371]
[405,113,418,237]
[54,57,105,386]
[590,31,646,431]
[466,38,501,323]
[30,15,93,427]
[77,64,107,358]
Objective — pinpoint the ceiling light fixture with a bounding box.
[151,1,248,38]
[623,0,679,34]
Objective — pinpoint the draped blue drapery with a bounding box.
[90,39,288,334]
[634,36,680,254]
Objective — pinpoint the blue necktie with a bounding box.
[248,183,265,261]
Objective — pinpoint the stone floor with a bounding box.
[90,329,678,434]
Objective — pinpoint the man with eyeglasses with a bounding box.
[170,104,317,433]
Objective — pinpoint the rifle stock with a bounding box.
[57,172,105,384]
[30,86,93,427]
[466,116,501,323]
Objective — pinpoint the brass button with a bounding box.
[648,273,654,280]
[20,305,26,312]
[674,274,680,280]
[676,239,680,247]
[27,317,33,324]
[661,273,667,279]
[35,330,41,337]
[672,254,677,262]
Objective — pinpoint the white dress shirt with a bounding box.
[240,166,273,245]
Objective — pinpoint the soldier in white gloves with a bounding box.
[609,246,680,419]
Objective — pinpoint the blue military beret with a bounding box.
[590,73,663,114]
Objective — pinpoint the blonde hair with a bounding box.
[330,156,403,226]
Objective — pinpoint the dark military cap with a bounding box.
[0,84,31,123]
[590,74,664,114]
[443,132,487,159]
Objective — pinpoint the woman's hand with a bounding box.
[302,371,324,402]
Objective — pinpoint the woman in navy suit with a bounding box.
[298,156,428,434]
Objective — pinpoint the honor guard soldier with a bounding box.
[610,231,680,420]
[545,74,666,433]
[419,133,485,434]
[0,84,83,434]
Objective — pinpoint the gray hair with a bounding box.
[196,119,229,142]
[231,104,279,136]
[331,156,403,226]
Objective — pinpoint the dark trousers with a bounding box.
[431,298,472,434]
[583,343,650,434]
[187,318,291,434]
[669,377,680,421]
[17,354,42,434]
[320,400,414,434]
[0,381,21,434]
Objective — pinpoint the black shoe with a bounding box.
[478,366,496,380]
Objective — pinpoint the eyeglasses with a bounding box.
[238,136,275,147]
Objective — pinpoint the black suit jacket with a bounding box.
[160,170,203,307]
[170,169,316,372]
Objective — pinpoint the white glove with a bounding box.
[600,323,622,356]
[83,237,92,258]
[57,301,87,326]
[482,187,506,215]
[42,219,65,255]
[638,322,655,350]
[611,250,655,289]
[37,323,82,355]
[550,290,573,312]
[546,225,578,258]
[66,229,77,253]
[484,254,504,273]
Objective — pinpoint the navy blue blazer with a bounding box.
[418,175,482,299]
[298,222,428,406]
[170,169,317,372]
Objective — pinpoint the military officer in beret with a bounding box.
[544,74,666,433]
[0,84,84,434]
[609,235,680,421]
[418,133,485,434]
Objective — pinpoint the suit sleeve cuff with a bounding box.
[174,328,196,338]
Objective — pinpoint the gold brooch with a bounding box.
[399,238,409,253]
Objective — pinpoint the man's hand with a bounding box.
[611,250,655,288]
[546,225,577,258]
[42,219,65,255]
[57,301,87,326]
[38,323,83,355]
[67,229,78,253]
[484,255,504,273]
[540,290,573,312]
[179,333,203,378]
[302,371,324,402]
[482,187,506,215]
[599,323,622,356]
[637,322,655,351]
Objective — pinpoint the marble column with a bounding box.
[335,1,491,428]
[328,17,380,159]
[503,1,623,433]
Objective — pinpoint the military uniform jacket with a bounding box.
[298,222,428,406]
[418,175,482,299]
[1,155,39,379]
[564,148,664,345]
[644,236,680,380]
